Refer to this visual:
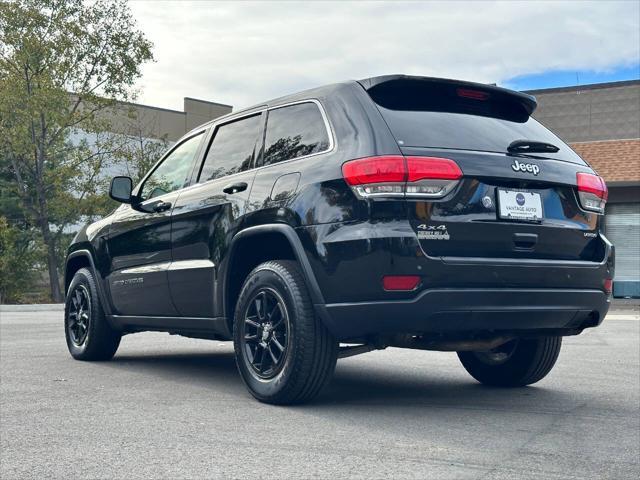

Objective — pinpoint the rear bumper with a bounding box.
[298,223,614,341]
[316,288,610,340]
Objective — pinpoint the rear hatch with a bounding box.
[358,76,607,262]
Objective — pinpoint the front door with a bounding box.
[169,112,264,317]
[107,131,206,316]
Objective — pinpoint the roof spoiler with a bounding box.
[358,75,537,120]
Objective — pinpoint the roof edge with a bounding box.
[606,180,640,187]
[184,97,233,109]
[523,79,640,95]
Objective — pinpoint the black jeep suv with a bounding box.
[64,75,614,404]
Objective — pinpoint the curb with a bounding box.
[0,304,64,312]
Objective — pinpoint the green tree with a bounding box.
[0,0,153,301]
[0,216,42,303]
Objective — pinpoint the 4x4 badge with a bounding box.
[416,224,450,241]
[511,159,540,175]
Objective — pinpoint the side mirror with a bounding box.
[109,176,133,204]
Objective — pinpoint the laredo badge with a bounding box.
[416,224,450,240]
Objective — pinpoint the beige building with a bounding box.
[109,96,232,142]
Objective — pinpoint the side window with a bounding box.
[140,133,204,201]
[262,102,330,167]
[199,113,263,182]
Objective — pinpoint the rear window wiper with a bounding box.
[508,139,560,154]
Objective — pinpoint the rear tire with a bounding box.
[457,337,562,387]
[233,260,338,405]
[64,268,121,361]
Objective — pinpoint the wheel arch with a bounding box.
[224,224,325,332]
[65,249,113,317]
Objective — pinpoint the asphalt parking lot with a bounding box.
[1,307,638,479]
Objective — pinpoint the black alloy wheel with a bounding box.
[241,288,290,379]
[64,267,121,361]
[472,339,519,366]
[233,260,338,405]
[67,284,91,346]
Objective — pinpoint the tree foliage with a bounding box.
[0,0,154,301]
[0,216,43,303]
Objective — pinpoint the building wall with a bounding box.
[527,81,640,143]
[528,80,640,298]
[105,97,232,142]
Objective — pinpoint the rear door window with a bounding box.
[261,102,330,167]
[199,113,263,182]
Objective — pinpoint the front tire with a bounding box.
[233,260,338,405]
[457,337,562,387]
[64,268,121,361]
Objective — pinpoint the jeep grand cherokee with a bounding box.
[64,75,614,404]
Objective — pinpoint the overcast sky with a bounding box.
[129,1,640,112]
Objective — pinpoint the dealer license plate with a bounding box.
[497,189,543,222]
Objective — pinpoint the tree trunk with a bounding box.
[39,219,63,302]
[34,161,63,303]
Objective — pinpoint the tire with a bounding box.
[64,268,121,361]
[457,337,562,387]
[233,260,338,405]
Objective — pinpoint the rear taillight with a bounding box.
[342,156,462,199]
[341,156,406,197]
[577,172,608,214]
[406,157,462,197]
[603,278,613,295]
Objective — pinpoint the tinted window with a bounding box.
[262,102,330,166]
[199,114,263,182]
[368,80,583,164]
[378,107,584,163]
[140,132,203,200]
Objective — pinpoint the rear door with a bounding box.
[363,77,606,262]
[169,112,264,317]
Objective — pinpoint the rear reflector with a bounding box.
[577,172,608,214]
[383,275,421,291]
[603,278,613,295]
[342,156,462,199]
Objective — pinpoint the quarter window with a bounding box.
[199,113,263,182]
[262,102,330,167]
[140,132,204,201]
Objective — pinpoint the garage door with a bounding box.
[605,203,640,297]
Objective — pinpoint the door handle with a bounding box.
[513,233,537,250]
[223,182,248,194]
[152,201,172,213]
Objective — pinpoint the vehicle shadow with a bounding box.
[316,364,565,409]
[107,349,246,394]
[104,348,576,412]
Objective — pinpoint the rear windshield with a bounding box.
[367,81,585,164]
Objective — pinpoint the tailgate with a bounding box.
[403,148,603,261]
